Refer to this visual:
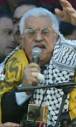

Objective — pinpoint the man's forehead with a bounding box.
[14,5,35,19]
[25,16,52,27]
[0,17,13,29]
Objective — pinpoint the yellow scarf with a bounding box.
[69,88,76,120]
[0,49,28,123]
[69,73,76,120]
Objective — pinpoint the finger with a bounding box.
[59,0,72,8]
[32,72,38,77]
[30,68,40,73]
[31,76,39,85]
[24,67,40,78]
[66,7,76,14]
[23,72,38,85]
[24,64,40,75]
[71,14,76,25]
[32,72,44,83]
[55,8,70,22]
[29,63,40,70]
[55,8,64,18]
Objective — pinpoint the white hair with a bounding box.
[19,7,59,35]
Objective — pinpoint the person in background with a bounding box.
[13,2,36,45]
[0,11,20,127]
[0,12,15,61]
[1,3,36,124]
[0,10,29,124]
[13,4,35,23]
[7,0,37,14]
[2,3,36,123]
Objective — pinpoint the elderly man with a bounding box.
[0,2,76,127]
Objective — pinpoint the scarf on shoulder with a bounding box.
[0,48,29,95]
[32,36,76,127]
[0,47,29,123]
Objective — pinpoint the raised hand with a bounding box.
[55,0,76,25]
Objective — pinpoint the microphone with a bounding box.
[32,47,42,64]
[32,47,44,82]
[17,47,44,91]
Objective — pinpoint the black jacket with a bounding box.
[1,90,29,123]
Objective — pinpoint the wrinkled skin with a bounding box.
[21,16,58,86]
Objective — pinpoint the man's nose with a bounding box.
[35,32,43,42]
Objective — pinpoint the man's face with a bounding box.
[21,16,58,65]
[14,5,35,21]
[13,5,35,44]
[0,17,14,57]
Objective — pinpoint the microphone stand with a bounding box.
[55,72,76,127]
[17,81,76,127]
[17,82,76,91]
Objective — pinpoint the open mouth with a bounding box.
[33,44,46,49]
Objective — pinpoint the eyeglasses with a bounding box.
[23,27,54,38]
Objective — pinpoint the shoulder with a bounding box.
[62,39,76,48]
[52,37,76,70]
[5,47,28,67]
[4,48,29,83]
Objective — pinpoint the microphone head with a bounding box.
[32,47,42,64]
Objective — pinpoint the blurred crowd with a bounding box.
[0,0,76,13]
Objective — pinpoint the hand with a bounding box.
[55,0,76,25]
[0,122,20,127]
[23,63,41,86]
